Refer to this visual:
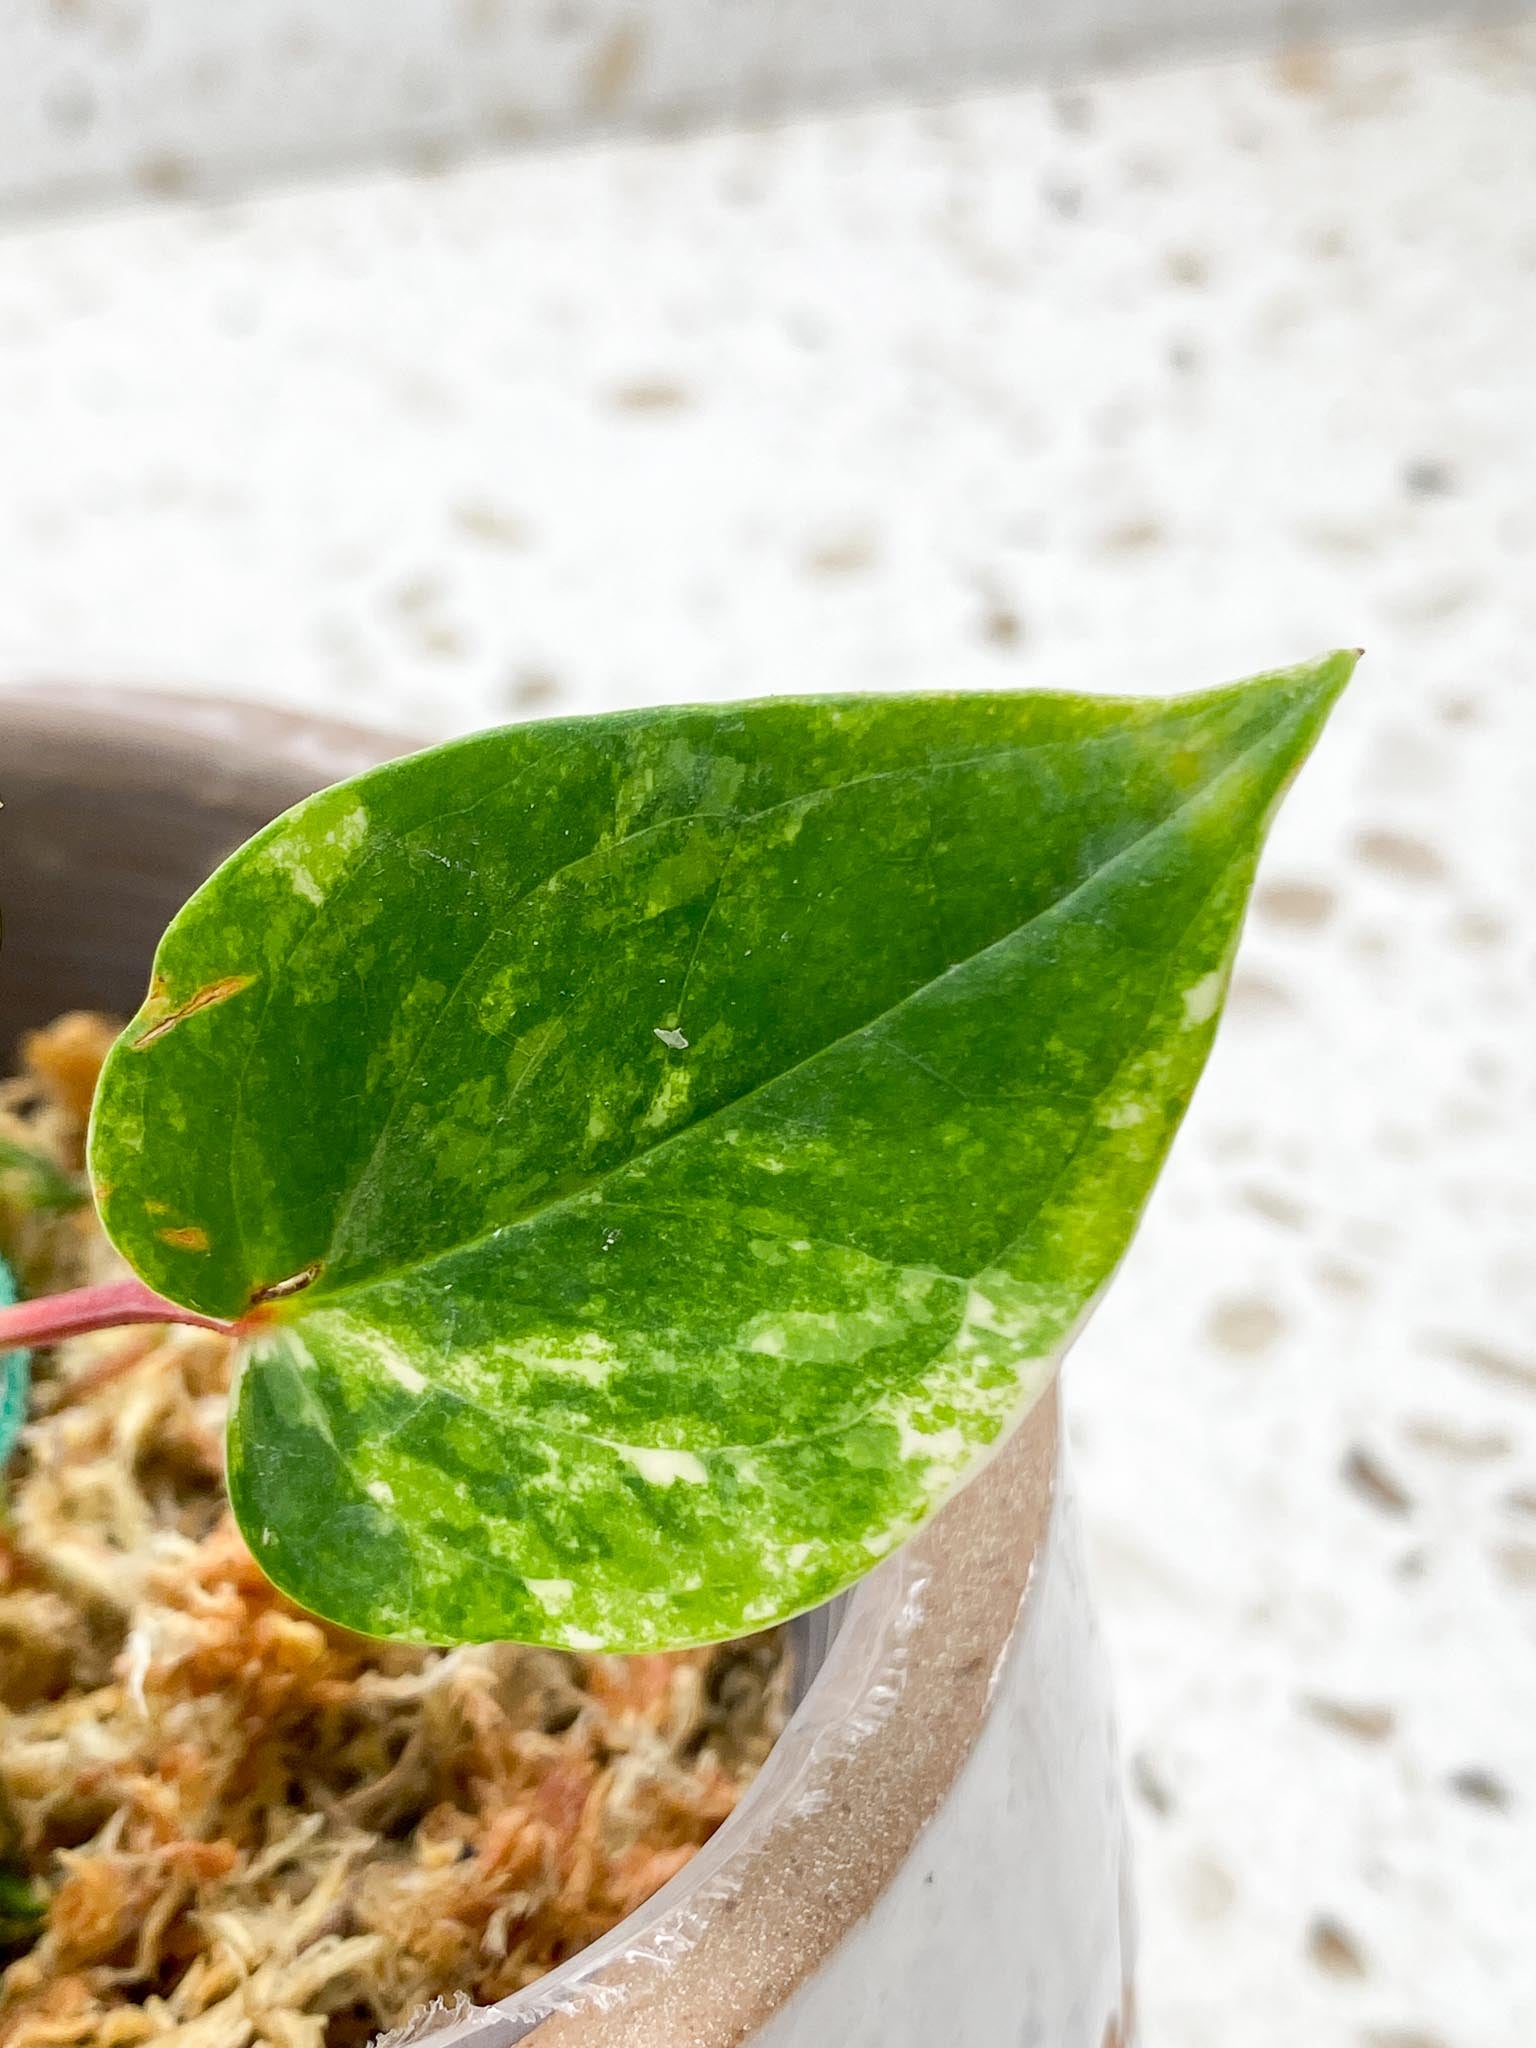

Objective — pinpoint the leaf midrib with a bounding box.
[280,851,1218,1474]
[297,722,1205,1294]
[286,706,1300,1323]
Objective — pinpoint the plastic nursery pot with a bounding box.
[0,688,1136,2048]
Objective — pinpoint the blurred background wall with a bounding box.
[0,0,1529,214]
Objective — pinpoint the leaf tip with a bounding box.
[1313,644,1362,694]
[1288,644,1362,708]
[1255,646,1359,767]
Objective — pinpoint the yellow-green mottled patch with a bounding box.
[89,655,1354,1650]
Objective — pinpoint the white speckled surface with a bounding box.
[1,27,1533,2046]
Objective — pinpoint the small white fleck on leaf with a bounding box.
[653,1025,689,1050]
[527,1577,574,1610]
[620,1445,710,1486]
[1181,970,1226,1027]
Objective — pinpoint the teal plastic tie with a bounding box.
[0,1255,30,1471]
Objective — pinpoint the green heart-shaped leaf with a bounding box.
[89,653,1353,1649]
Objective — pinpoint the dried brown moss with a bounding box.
[0,1018,785,2047]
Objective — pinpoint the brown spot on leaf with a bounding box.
[1302,1694,1396,1742]
[1308,1915,1367,1977]
[132,975,256,1050]
[157,1225,209,1252]
[1344,1445,1413,1516]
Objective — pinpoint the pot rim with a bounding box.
[475,1392,1058,2048]
[0,682,1062,2047]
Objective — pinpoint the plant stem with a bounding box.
[0,1278,236,1349]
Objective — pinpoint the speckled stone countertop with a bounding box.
[0,27,1532,2047]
